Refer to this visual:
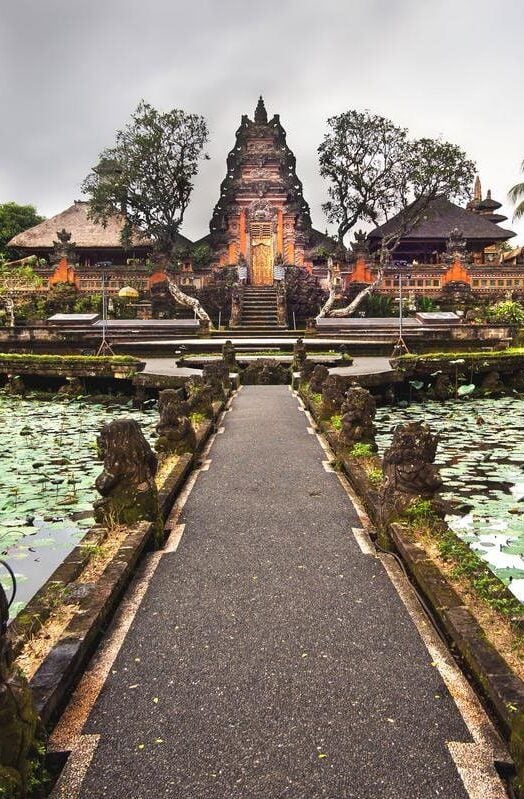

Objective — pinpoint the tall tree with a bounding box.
[82,101,212,322]
[0,202,45,261]
[508,160,524,220]
[318,111,475,317]
[0,263,42,327]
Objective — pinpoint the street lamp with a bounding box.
[96,261,115,356]
[392,267,411,357]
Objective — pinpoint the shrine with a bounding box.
[194,96,334,283]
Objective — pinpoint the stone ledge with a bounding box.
[21,396,227,728]
[30,521,153,725]
[300,383,524,795]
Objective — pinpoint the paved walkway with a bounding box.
[52,387,506,799]
[142,355,393,378]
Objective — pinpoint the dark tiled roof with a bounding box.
[368,195,515,243]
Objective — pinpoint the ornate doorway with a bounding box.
[250,220,273,285]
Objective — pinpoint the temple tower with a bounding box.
[205,97,314,284]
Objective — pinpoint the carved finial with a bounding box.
[254,95,268,124]
[487,189,492,199]
[473,175,482,201]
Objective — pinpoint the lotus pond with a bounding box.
[375,397,524,601]
[0,394,157,617]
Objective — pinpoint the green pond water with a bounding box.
[0,394,157,617]
[375,397,524,601]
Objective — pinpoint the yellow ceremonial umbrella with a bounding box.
[118,286,139,299]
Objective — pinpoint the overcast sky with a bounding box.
[1,0,523,245]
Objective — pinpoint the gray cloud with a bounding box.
[1,0,523,243]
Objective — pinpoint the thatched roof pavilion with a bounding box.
[8,200,192,266]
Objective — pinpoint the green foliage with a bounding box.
[189,411,206,428]
[330,414,342,430]
[41,281,79,316]
[73,293,103,313]
[436,526,523,617]
[0,202,45,261]
[361,293,395,317]
[508,159,524,221]
[82,100,209,257]
[190,243,214,269]
[350,442,374,457]
[366,466,383,486]
[416,295,438,312]
[0,353,139,365]
[318,109,475,246]
[396,348,524,366]
[487,300,524,325]
[0,263,43,326]
[402,498,438,523]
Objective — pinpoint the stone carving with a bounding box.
[4,376,25,396]
[300,358,316,383]
[58,376,83,396]
[94,419,159,526]
[308,364,329,394]
[155,389,196,456]
[320,375,346,419]
[222,340,237,369]
[248,199,276,222]
[380,422,443,520]
[442,227,467,264]
[276,282,287,325]
[339,384,377,450]
[242,359,290,385]
[52,227,77,262]
[292,338,307,371]
[203,363,230,400]
[479,370,505,396]
[0,576,42,797]
[427,373,452,401]
[229,285,242,327]
[350,229,370,259]
[186,377,214,418]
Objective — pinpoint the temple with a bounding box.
[6,101,524,308]
[194,96,334,282]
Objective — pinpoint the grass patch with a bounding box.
[350,442,374,458]
[0,353,140,365]
[435,526,522,618]
[402,498,438,523]
[330,414,342,431]
[395,347,524,369]
[366,466,383,487]
[189,411,206,428]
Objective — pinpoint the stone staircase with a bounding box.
[234,286,287,335]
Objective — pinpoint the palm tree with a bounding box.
[508,160,524,220]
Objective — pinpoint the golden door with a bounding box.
[251,238,273,285]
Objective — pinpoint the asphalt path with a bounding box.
[62,386,489,798]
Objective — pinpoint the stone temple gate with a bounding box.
[194,96,334,284]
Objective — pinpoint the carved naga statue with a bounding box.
[94,419,159,527]
[292,337,307,372]
[339,384,377,450]
[222,340,237,370]
[155,389,196,456]
[308,364,329,394]
[380,421,443,520]
[319,374,346,419]
[203,363,230,401]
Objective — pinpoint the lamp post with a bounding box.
[392,267,411,357]
[96,262,115,356]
